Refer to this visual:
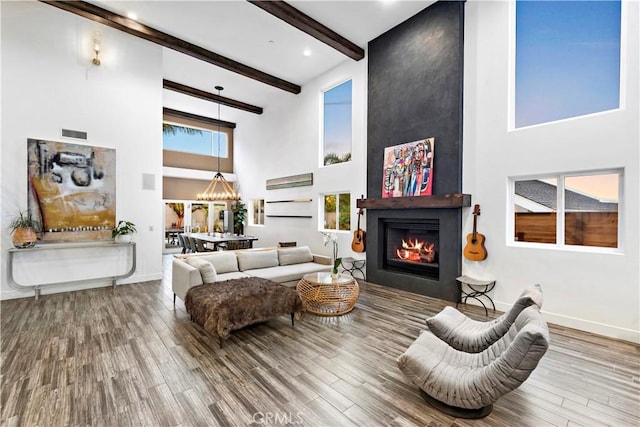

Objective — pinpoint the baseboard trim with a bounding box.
[491,300,640,344]
[1,273,163,300]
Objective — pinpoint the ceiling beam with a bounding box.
[163,107,237,129]
[248,0,365,61]
[39,1,301,94]
[163,80,263,115]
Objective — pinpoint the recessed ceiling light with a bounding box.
[127,11,138,20]
[303,49,312,57]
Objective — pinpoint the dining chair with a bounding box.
[186,236,198,253]
[178,233,187,254]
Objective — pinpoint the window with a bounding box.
[252,199,264,226]
[163,123,228,158]
[165,202,185,229]
[191,203,209,233]
[512,171,621,249]
[322,80,352,166]
[212,203,226,232]
[514,0,621,128]
[323,193,351,231]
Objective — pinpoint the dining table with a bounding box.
[182,232,259,251]
[165,227,184,245]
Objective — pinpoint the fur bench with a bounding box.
[184,276,304,347]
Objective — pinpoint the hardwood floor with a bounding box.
[1,255,638,426]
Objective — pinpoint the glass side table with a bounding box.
[456,275,496,315]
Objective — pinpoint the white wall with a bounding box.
[463,0,640,342]
[1,2,164,299]
[234,58,368,260]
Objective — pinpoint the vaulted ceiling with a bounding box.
[48,1,434,127]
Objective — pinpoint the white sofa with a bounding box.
[172,246,331,302]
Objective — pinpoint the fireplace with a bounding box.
[384,220,439,280]
[364,205,463,303]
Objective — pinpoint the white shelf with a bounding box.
[8,241,136,299]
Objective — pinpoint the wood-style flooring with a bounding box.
[1,255,639,426]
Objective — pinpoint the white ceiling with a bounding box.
[93,0,434,125]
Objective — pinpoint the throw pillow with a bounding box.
[237,250,279,271]
[278,246,313,266]
[199,252,239,274]
[185,257,217,283]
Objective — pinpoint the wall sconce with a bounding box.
[92,31,102,66]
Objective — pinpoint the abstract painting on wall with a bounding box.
[382,137,435,198]
[27,138,116,242]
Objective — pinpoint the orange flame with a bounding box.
[395,238,436,263]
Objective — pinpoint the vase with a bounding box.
[12,227,37,248]
[331,271,339,279]
[115,234,132,243]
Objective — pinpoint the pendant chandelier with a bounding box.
[197,85,240,202]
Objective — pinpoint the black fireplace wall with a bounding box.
[366,1,464,302]
[367,1,464,197]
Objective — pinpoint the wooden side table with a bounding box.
[456,275,496,315]
[296,272,360,316]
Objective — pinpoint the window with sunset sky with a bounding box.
[515,0,621,128]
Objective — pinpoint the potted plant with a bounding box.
[9,209,39,248]
[322,231,341,278]
[232,200,247,235]
[112,220,137,243]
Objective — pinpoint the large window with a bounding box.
[514,0,621,128]
[512,171,621,249]
[163,123,228,158]
[323,192,350,231]
[322,80,352,166]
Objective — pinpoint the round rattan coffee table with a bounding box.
[296,272,360,316]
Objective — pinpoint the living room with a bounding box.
[1,0,639,425]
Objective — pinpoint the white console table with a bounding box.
[7,241,136,299]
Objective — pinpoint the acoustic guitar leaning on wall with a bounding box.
[463,204,487,261]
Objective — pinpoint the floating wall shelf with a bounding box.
[266,199,312,203]
[266,215,312,218]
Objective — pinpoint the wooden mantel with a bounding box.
[357,193,471,209]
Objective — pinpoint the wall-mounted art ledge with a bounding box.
[266,173,313,190]
[357,193,471,209]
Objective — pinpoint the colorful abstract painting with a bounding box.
[27,138,116,242]
[382,138,434,198]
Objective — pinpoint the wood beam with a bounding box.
[39,1,301,94]
[248,0,365,61]
[163,107,237,129]
[357,194,472,209]
[163,80,263,115]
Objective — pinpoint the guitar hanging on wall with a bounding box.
[351,207,366,253]
[463,204,488,261]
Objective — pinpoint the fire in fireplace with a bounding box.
[395,238,436,263]
[384,220,439,279]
